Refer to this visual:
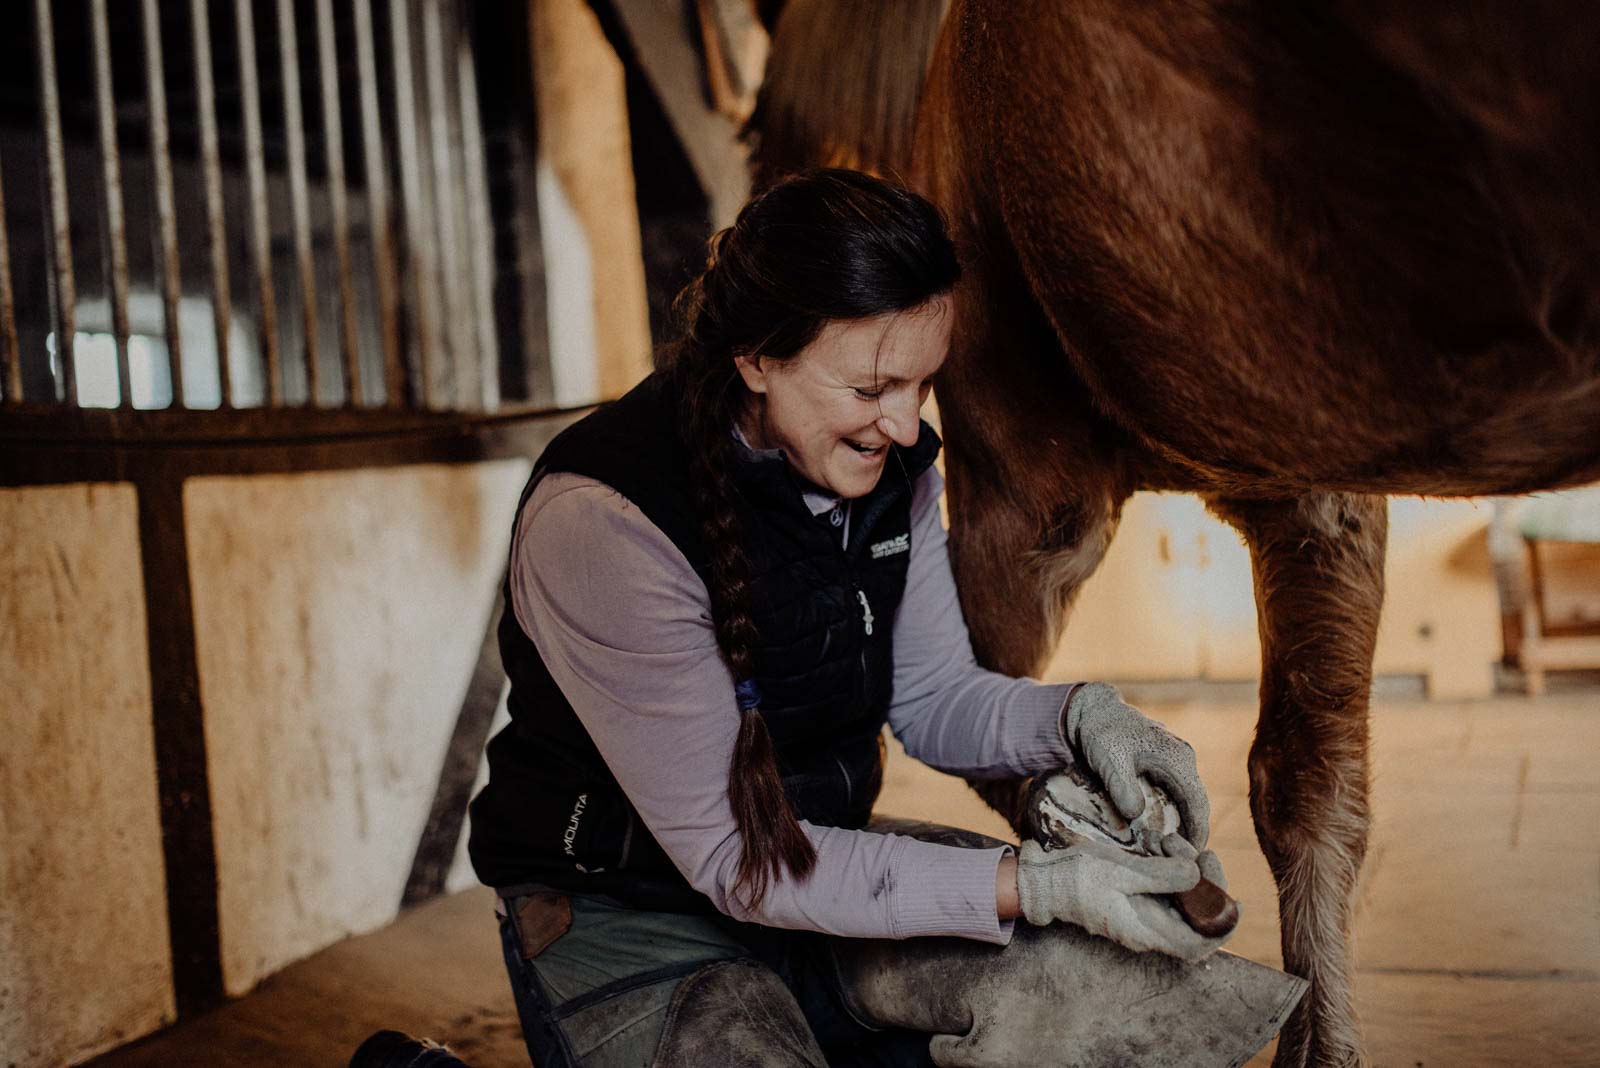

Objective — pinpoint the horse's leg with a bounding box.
[934,243,1133,825]
[944,425,1128,822]
[1208,492,1388,1068]
[918,26,1139,826]
[941,411,1126,681]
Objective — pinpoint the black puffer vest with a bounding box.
[468,372,941,910]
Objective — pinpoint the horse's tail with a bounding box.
[744,0,952,190]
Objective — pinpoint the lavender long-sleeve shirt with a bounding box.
[510,463,1076,945]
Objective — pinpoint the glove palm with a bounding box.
[1014,839,1226,963]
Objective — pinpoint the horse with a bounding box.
[746,2,1600,1064]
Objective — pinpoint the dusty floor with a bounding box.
[91,688,1600,1067]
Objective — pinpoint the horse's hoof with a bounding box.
[1023,766,1241,938]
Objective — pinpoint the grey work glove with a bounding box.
[1014,839,1227,963]
[1064,682,1211,848]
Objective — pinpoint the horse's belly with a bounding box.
[952,0,1600,496]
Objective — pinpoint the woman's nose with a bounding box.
[875,394,923,447]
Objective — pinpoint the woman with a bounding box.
[467,170,1247,1066]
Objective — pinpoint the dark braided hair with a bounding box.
[658,169,960,908]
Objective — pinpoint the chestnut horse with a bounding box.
[748,2,1600,1065]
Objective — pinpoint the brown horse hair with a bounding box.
[659,170,959,909]
[744,0,951,191]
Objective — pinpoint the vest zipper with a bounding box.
[854,587,873,693]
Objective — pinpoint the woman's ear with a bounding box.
[733,352,769,394]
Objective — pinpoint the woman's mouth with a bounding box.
[843,438,887,457]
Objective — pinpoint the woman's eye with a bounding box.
[853,387,885,401]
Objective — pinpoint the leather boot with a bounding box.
[349,1030,474,1068]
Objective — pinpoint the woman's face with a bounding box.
[734,296,952,499]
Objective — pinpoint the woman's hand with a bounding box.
[1063,682,1211,848]
[1013,840,1225,961]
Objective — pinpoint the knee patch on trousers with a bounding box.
[653,959,827,1068]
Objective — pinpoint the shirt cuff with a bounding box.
[886,838,1016,945]
[1004,682,1078,773]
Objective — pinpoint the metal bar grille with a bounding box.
[391,0,439,409]
[315,0,362,405]
[90,0,133,408]
[422,0,463,408]
[353,0,403,407]
[458,26,499,411]
[0,156,20,402]
[143,0,184,406]
[5,0,542,417]
[276,0,319,404]
[236,0,284,405]
[191,0,234,408]
[35,0,77,403]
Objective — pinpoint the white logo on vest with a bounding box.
[869,533,910,559]
[562,793,588,856]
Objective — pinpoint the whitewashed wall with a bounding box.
[0,461,529,1067]
[186,460,530,995]
[0,484,174,1066]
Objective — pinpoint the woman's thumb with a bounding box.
[1104,767,1148,824]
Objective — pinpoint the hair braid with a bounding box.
[660,169,959,910]
[679,358,817,909]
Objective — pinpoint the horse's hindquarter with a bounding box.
[949,0,1600,496]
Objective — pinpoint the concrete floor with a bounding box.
[91,688,1600,1067]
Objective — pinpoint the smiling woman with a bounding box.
[732,297,950,499]
[463,168,1291,1068]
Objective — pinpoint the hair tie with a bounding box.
[734,678,762,713]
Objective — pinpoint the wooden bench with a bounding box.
[1493,489,1600,694]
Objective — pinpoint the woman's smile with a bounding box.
[843,437,889,458]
